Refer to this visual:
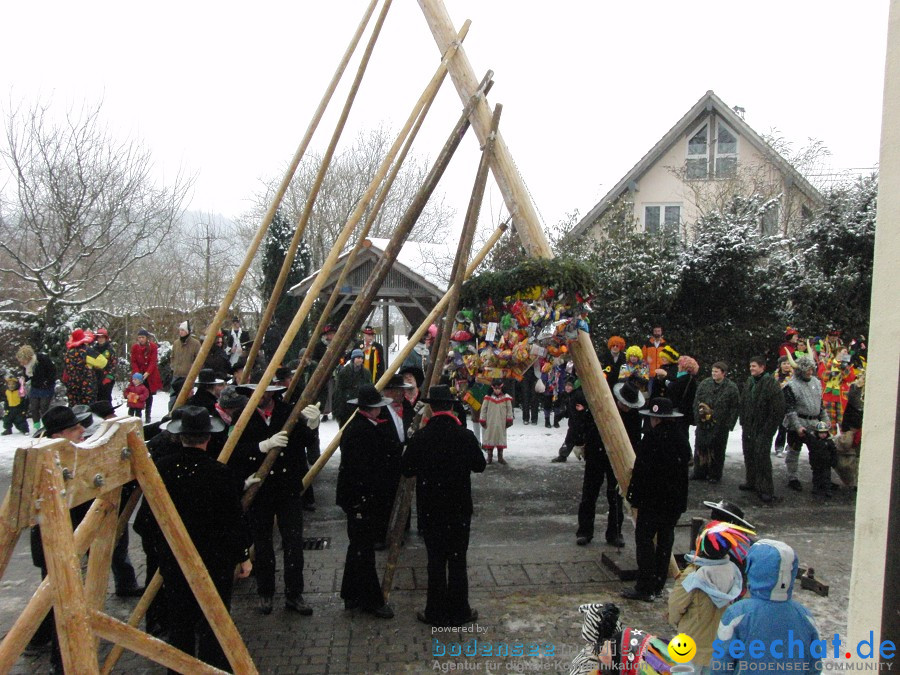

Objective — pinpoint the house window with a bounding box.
[760,204,780,235]
[645,204,681,235]
[715,122,738,178]
[686,124,708,179]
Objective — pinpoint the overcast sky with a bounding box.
[1,1,890,234]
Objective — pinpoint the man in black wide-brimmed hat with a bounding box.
[231,382,321,617]
[336,384,399,619]
[135,406,252,670]
[621,396,691,602]
[401,384,486,627]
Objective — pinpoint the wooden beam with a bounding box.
[90,610,226,675]
[242,0,394,379]
[172,0,379,408]
[417,0,674,576]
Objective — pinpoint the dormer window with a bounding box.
[715,122,738,178]
[686,124,708,179]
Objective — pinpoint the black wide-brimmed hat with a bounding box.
[638,397,683,418]
[702,498,755,530]
[398,365,425,388]
[235,382,286,394]
[196,368,225,386]
[41,405,94,436]
[613,380,645,409]
[90,400,123,419]
[421,384,457,404]
[347,384,392,408]
[163,405,225,434]
[385,374,413,390]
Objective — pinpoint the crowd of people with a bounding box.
[4,317,865,671]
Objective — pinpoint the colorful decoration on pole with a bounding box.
[449,258,594,384]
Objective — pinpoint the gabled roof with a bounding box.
[569,90,825,238]
[287,238,453,298]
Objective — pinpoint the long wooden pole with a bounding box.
[418,1,677,577]
[216,43,463,468]
[241,74,487,507]
[172,0,379,409]
[284,17,469,401]
[415,0,667,566]
[382,104,502,600]
[241,0,395,380]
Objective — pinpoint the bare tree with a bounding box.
[0,100,193,326]
[242,125,455,272]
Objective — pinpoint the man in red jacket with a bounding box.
[130,329,162,423]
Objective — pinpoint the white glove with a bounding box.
[301,403,321,430]
[573,445,585,461]
[259,430,289,453]
[243,474,262,490]
[414,401,426,415]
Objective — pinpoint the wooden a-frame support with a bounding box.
[0,417,257,674]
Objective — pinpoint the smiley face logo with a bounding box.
[668,633,697,663]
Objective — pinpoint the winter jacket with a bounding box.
[666,371,697,424]
[125,383,150,410]
[626,420,691,515]
[62,344,97,407]
[479,393,513,449]
[333,363,372,422]
[694,377,740,434]
[204,345,230,378]
[711,540,820,674]
[336,411,402,513]
[668,556,743,665]
[739,373,785,436]
[842,383,864,430]
[230,400,315,504]
[171,334,202,378]
[187,387,219,416]
[783,375,825,432]
[22,352,57,396]
[600,351,626,389]
[95,342,118,387]
[642,338,669,373]
[130,340,163,393]
[135,446,251,582]
[401,412,486,530]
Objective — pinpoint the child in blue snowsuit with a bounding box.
[710,539,820,674]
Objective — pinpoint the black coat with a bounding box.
[336,412,403,512]
[401,413,485,529]
[665,373,698,425]
[187,388,219,416]
[24,352,57,392]
[204,346,230,378]
[626,420,691,515]
[229,400,315,503]
[600,351,626,388]
[136,446,250,579]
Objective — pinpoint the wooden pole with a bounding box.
[241,76,486,507]
[90,610,226,675]
[284,19,468,401]
[0,494,20,581]
[99,571,164,675]
[172,0,379,409]
[83,489,121,653]
[416,0,673,575]
[37,446,99,674]
[128,431,257,674]
[216,30,468,468]
[241,0,395,380]
[382,104,502,599]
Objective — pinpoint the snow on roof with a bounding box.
[365,238,455,292]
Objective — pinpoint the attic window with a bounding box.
[686,124,708,179]
[715,123,738,178]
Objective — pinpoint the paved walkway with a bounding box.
[0,422,857,673]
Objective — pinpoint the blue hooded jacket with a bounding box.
[710,539,820,674]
